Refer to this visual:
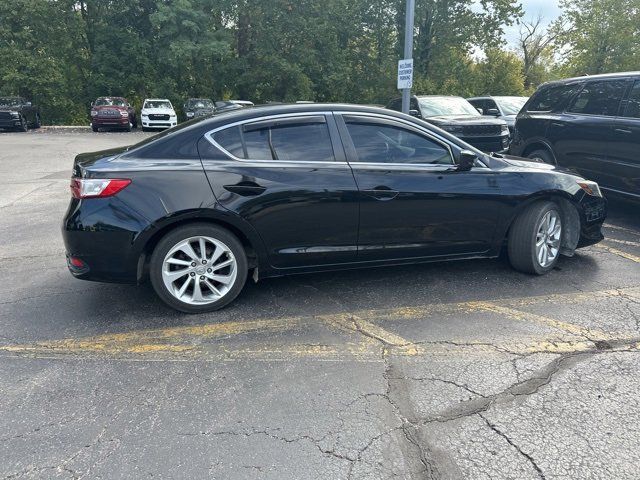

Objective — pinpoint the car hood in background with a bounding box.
[189,108,215,116]
[426,115,507,126]
[142,108,175,115]
[0,106,22,112]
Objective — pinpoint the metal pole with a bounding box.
[401,0,415,114]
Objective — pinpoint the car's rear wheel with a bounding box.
[150,224,248,313]
[527,149,555,165]
[508,201,562,275]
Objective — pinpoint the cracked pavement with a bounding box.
[0,130,639,479]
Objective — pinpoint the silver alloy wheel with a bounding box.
[161,235,237,305]
[535,210,562,268]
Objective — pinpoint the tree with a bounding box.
[555,0,640,75]
[517,15,566,89]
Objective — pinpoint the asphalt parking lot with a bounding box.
[1,128,639,479]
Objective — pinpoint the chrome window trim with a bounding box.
[203,109,488,169]
[203,111,343,165]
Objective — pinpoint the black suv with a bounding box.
[510,71,640,199]
[0,97,41,131]
[387,95,510,153]
[183,98,215,121]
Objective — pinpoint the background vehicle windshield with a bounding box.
[419,97,480,116]
[494,96,528,115]
[144,101,172,109]
[95,98,127,107]
[189,99,214,109]
[0,97,22,107]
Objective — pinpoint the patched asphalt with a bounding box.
[0,129,639,479]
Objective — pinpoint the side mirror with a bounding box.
[25,101,32,107]
[90,101,94,107]
[457,150,477,171]
[408,109,421,118]
[486,108,500,116]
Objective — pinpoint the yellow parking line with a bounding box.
[604,238,640,248]
[604,224,640,236]
[470,302,621,341]
[1,286,638,360]
[595,244,640,263]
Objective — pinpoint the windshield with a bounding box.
[95,97,127,107]
[144,100,172,109]
[0,97,23,107]
[189,99,214,109]
[493,96,528,115]
[418,97,480,117]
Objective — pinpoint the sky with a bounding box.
[504,0,563,47]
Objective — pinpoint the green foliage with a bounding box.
[556,0,640,75]
[4,0,630,124]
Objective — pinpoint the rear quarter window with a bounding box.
[526,83,580,112]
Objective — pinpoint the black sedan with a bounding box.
[0,97,41,131]
[62,104,607,313]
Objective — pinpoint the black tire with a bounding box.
[527,149,555,165]
[142,127,149,132]
[125,122,132,132]
[508,201,562,275]
[149,224,248,313]
[91,124,99,132]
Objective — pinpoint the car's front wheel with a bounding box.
[508,201,563,275]
[527,149,555,165]
[150,224,248,313]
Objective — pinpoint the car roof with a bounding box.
[467,95,528,100]
[144,98,171,102]
[414,95,466,100]
[544,71,640,86]
[97,96,125,99]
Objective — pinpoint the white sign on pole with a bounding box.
[397,59,413,90]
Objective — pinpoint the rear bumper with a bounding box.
[62,198,148,284]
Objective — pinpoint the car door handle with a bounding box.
[614,127,632,134]
[363,186,399,201]
[223,182,267,196]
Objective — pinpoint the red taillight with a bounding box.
[70,178,131,199]
[69,256,86,268]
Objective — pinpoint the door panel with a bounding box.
[549,79,628,184]
[608,80,640,196]
[337,114,501,261]
[198,114,360,269]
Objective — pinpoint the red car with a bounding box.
[90,97,137,132]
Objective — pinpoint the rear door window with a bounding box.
[526,83,580,112]
[213,116,336,162]
[567,80,628,116]
[623,80,640,118]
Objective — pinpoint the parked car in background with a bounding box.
[63,103,606,313]
[90,97,136,132]
[0,97,41,131]
[183,98,215,121]
[214,100,254,113]
[510,71,640,199]
[387,95,510,153]
[467,96,528,134]
[140,99,177,131]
